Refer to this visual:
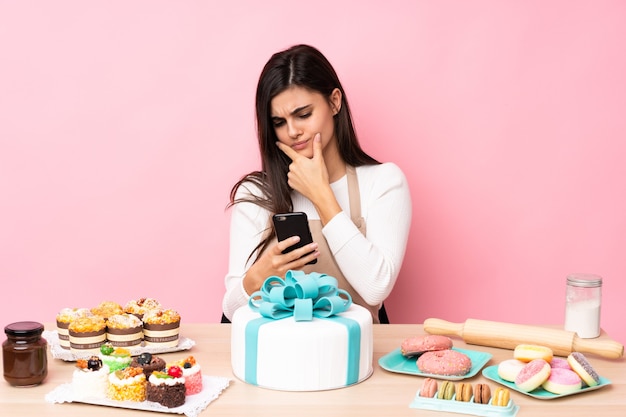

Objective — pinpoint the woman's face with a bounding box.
[270,86,341,159]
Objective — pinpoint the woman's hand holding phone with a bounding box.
[242,234,319,296]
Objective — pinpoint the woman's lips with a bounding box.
[291,139,309,151]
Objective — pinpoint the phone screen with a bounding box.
[272,212,317,265]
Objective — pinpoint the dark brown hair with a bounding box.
[229,44,379,260]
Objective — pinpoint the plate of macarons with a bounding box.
[379,335,492,381]
[482,344,612,400]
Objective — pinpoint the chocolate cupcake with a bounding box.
[147,366,186,408]
[130,352,166,378]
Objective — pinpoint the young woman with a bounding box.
[222,44,412,323]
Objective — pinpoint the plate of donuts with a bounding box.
[378,347,492,381]
[482,365,611,400]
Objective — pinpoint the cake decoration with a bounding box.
[231,270,373,391]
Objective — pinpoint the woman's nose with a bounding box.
[287,121,301,139]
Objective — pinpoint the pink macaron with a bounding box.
[419,377,438,398]
[542,368,582,395]
[514,359,551,392]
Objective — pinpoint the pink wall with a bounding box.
[1,1,625,345]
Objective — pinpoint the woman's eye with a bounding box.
[273,119,285,128]
[299,112,312,119]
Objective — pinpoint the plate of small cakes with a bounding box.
[378,335,492,380]
[482,344,612,400]
[45,352,231,416]
[49,299,195,361]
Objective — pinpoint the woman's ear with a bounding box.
[330,88,342,115]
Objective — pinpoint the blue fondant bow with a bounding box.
[248,270,352,321]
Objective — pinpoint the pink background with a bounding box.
[1,1,625,344]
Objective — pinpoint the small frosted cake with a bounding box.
[125,298,162,320]
[100,343,132,372]
[91,301,124,320]
[147,365,186,408]
[72,356,110,400]
[106,313,143,347]
[56,308,93,349]
[107,367,147,402]
[68,316,107,354]
[130,352,166,378]
[143,309,181,348]
[173,356,202,395]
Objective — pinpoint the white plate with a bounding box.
[45,375,230,417]
[44,330,196,361]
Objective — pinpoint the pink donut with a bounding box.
[550,357,571,370]
[542,368,582,395]
[417,349,472,376]
[401,335,453,357]
[515,359,551,392]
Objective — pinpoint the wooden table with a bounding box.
[2,323,625,416]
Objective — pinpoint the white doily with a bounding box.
[44,330,196,361]
[45,375,231,417]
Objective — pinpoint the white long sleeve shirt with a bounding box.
[222,162,412,320]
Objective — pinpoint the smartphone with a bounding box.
[272,212,317,265]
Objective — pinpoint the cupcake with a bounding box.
[130,352,166,378]
[56,308,93,350]
[68,316,107,355]
[143,309,181,348]
[91,301,124,320]
[106,313,143,347]
[107,367,147,402]
[72,356,110,400]
[147,365,186,408]
[173,356,203,395]
[125,298,162,320]
[100,343,132,372]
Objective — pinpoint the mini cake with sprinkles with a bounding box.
[147,365,186,408]
[68,316,107,355]
[130,352,166,378]
[143,309,181,348]
[72,356,110,400]
[125,298,162,320]
[91,301,124,321]
[99,343,132,372]
[173,355,203,395]
[106,313,143,347]
[107,367,147,402]
[56,308,93,350]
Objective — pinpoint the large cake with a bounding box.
[231,271,373,391]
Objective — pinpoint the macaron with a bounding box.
[474,383,491,404]
[492,387,510,407]
[419,377,438,398]
[542,367,582,395]
[513,344,554,363]
[455,382,473,402]
[437,380,455,400]
[567,352,600,387]
[401,335,453,357]
[515,359,551,392]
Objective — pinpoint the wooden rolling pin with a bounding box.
[423,318,624,359]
